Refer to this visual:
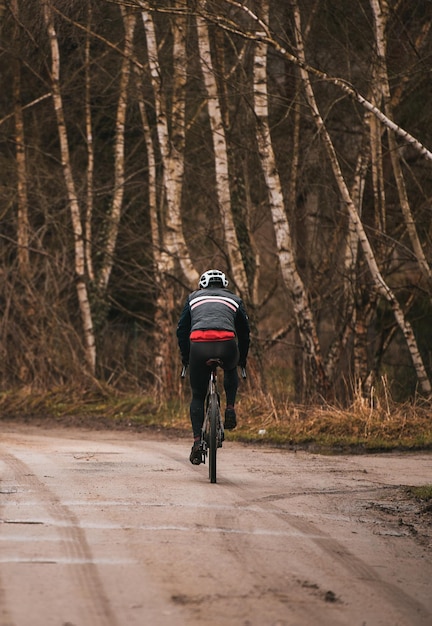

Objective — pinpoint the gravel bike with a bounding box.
[203,358,224,483]
[182,360,246,484]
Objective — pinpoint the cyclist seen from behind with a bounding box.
[177,269,250,465]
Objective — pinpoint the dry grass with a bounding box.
[232,376,432,450]
[235,398,432,450]
[0,376,431,451]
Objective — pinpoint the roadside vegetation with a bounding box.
[1,372,430,453]
[407,485,432,503]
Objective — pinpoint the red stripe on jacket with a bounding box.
[190,330,235,342]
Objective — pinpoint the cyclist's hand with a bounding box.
[240,366,247,380]
[180,364,188,379]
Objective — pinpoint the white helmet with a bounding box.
[199,269,229,289]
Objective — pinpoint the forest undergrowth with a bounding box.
[0,374,431,453]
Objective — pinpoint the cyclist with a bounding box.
[177,269,250,465]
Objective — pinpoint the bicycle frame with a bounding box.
[201,362,224,483]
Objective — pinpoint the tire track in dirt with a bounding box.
[0,451,119,626]
[218,477,432,625]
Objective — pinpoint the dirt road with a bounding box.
[0,424,431,626]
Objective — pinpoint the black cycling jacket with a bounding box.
[176,287,250,366]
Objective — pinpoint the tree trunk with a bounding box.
[12,0,29,277]
[369,0,432,287]
[253,0,329,397]
[292,0,431,396]
[84,0,95,283]
[42,0,96,375]
[137,70,177,397]
[13,57,30,277]
[196,9,249,299]
[141,4,199,288]
[98,8,136,292]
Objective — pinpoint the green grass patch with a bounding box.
[407,485,432,501]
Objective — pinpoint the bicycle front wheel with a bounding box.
[207,393,219,483]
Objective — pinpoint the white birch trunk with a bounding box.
[98,8,136,291]
[369,0,432,285]
[253,0,328,393]
[141,5,199,288]
[137,69,176,396]
[42,0,96,374]
[11,0,29,276]
[84,1,95,282]
[292,0,431,395]
[196,10,249,298]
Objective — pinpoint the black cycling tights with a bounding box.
[189,339,239,438]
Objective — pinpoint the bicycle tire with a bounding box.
[208,392,219,483]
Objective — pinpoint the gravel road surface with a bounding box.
[1,424,431,626]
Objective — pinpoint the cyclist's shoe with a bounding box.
[189,441,203,465]
[224,406,237,430]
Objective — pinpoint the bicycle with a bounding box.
[181,360,246,484]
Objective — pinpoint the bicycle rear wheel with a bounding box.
[207,393,219,483]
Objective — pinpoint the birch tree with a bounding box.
[11,0,30,276]
[97,6,136,293]
[369,0,432,287]
[40,1,137,375]
[253,0,328,397]
[136,69,176,396]
[195,8,249,299]
[137,3,202,390]
[140,3,199,288]
[41,0,96,374]
[84,0,95,283]
[291,0,431,395]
